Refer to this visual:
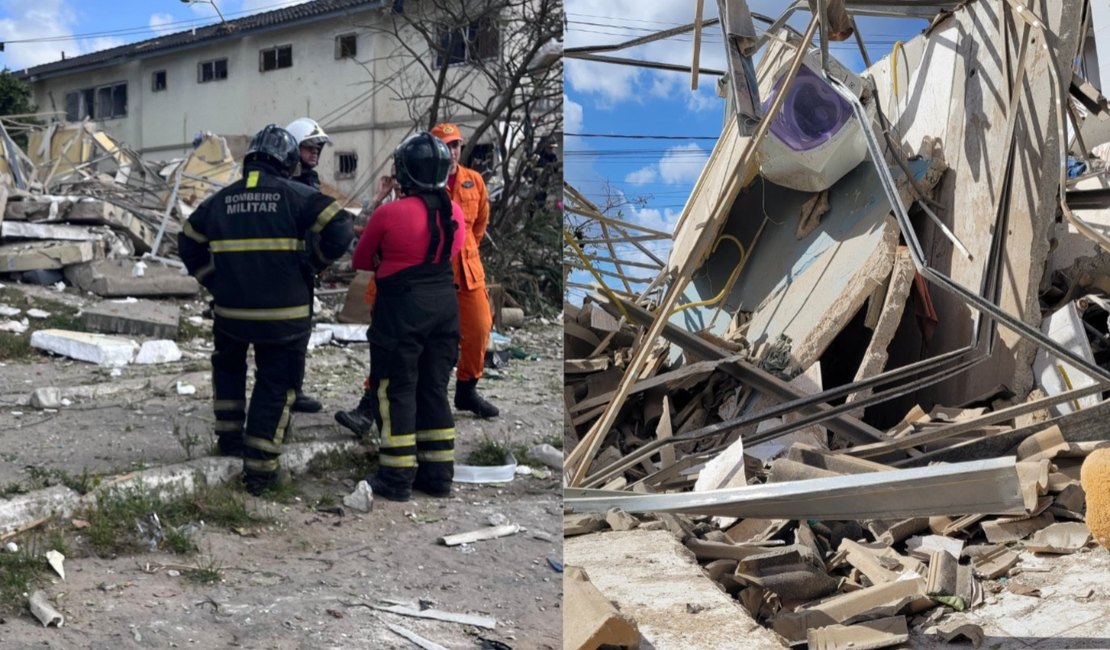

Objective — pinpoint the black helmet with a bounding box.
[245,124,300,176]
[393,131,451,192]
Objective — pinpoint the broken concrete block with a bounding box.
[735,544,840,602]
[838,539,926,585]
[0,240,101,272]
[2,221,111,242]
[1024,522,1092,554]
[564,566,642,650]
[772,577,930,644]
[906,535,964,561]
[342,480,373,512]
[29,329,137,366]
[308,327,333,350]
[925,550,958,598]
[605,507,639,532]
[65,199,155,253]
[981,512,1055,544]
[565,512,606,537]
[806,616,908,650]
[64,259,199,297]
[965,544,1019,580]
[80,299,180,339]
[134,340,182,365]
[29,387,62,409]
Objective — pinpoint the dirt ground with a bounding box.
[0,296,564,649]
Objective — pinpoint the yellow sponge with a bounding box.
[1081,448,1110,550]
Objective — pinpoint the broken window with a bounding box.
[152,70,167,92]
[335,33,357,59]
[260,45,293,72]
[198,58,228,83]
[337,152,358,179]
[65,82,126,120]
[435,16,500,67]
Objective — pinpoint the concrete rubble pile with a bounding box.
[563,1,1110,648]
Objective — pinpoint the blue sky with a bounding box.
[0,0,311,72]
[564,0,926,303]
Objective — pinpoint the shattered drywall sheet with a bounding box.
[867,0,1085,404]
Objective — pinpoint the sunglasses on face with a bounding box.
[446,141,462,149]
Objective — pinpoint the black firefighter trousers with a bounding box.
[211,327,309,485]
[367,282,460,499]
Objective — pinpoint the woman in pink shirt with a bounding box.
[349,132,466,502]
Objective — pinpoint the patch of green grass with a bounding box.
[81,483,270,557]
[0,288,88,361]
[467,436,513,466]
[0,481,28,498]
[23,466,100,495]
[183,557,223,585]
[257,480,301,504]
[540,432,563,450]
[0,543,49,615]
[177,318,208,343]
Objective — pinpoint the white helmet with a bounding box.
[286,117,330,148]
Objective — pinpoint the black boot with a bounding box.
[366,467,415,502]
[243,470,279,496]
[454,379,499,418]
[216,435,244,457]
[413,464,453,498]
[335,390,375,439]
[292,391,323,413]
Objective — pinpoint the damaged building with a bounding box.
[564,1,1110,648]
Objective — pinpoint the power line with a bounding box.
[567,132,719,140]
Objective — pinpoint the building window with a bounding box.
[435,16,499,67]
[335,33,357,59]
[260,45,293,72]
[198,58,229,83]
[337,152,358,179]
[64,82,127,120]
[152,70,167,92]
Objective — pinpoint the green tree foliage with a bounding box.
[0,69,37,147]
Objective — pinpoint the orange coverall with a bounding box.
[362,165,491,382]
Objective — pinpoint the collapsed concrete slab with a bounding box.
[80,299,181,339]
[30,329,138,366]
[0,240,101,272]
[565,529,788,649]
[63,199,156,254]
[64,259,199,297]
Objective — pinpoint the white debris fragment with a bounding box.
[29,591,64,627]
[30,387,63,409]
[315,323,368,342]
[308,327,334,350]
[110,297,139,304]
[26,309,50,319]
[188,315,204,325]
[51,281,66,292]
[176,381,197,395]
[528,443,563,470]
[61,398,72,407]
[45,550,65,580]
[109,368,122,377]
[134,340,183,364]
[0,305,20,317]
[30,329,138,367]
[0,320,28,333]
[5,542,17,553]
[343,480,374,512]
[132,261,147,277]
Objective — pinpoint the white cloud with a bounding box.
[624,166,657,185]
[149,12,177,36]
[659,142,709,184]
[81,36,125,55]
[565,58,641,107]
[564,95,583,133]
[0,0,78,70]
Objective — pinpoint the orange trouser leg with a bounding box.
[456,285,492,381]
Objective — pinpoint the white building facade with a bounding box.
[17,0,501,199]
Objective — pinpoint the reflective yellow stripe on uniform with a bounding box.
[415,428,455,442]
[210,238,304,253]
[244,457,279,472]
[416,450,455,463]
[311,202,342,233]
[213,304,311,320]
[244,435,282,455]
[380,454,417,468]
[246,170,260,188]
[214,420,244,432]
[273,389,294,446]
[183,221,208,243]
[214,399,247,411]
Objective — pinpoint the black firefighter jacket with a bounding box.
[178,162,353,343]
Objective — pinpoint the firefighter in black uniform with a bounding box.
[179,125,353,495]
[350,132,464,501]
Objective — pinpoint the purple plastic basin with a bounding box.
[763,65,853,153]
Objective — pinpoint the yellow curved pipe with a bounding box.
[671,234,748,315]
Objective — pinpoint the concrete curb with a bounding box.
[0,439,360,536]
